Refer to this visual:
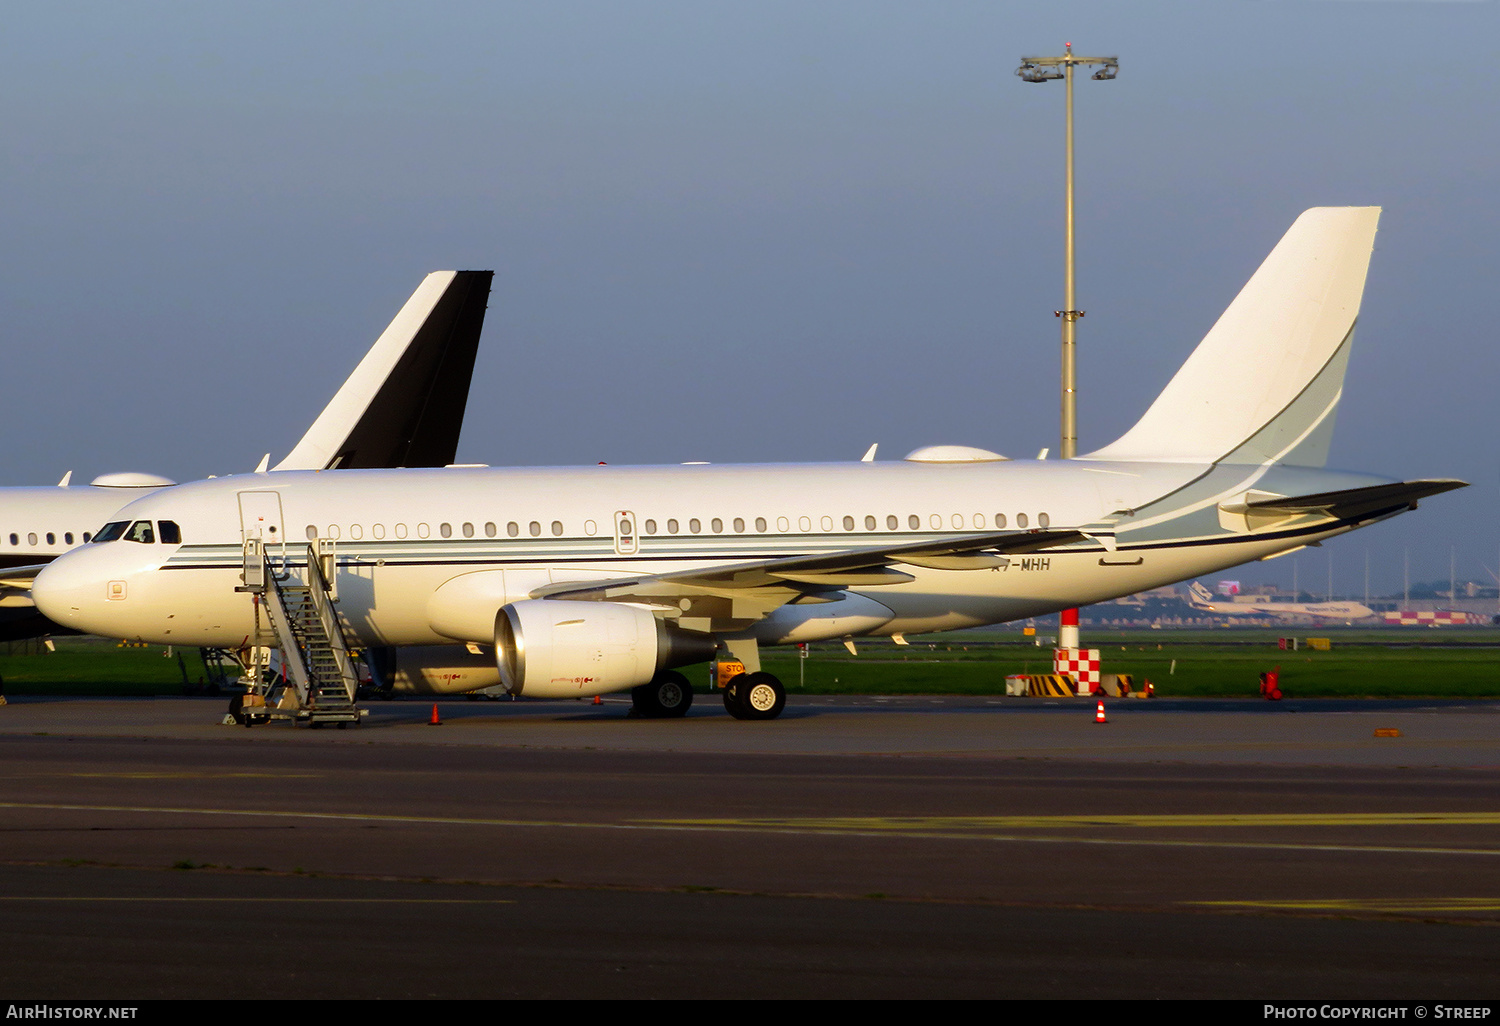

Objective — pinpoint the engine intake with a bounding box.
[494,600,717,698]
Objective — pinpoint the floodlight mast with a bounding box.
[1017,43,1117,655]
[1015,43,1118,460]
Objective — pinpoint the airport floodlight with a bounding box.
[1013,43,1118,460]
[1017,43,1118,655]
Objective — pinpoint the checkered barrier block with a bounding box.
[1380,610,1478,626]
[1054,648,1101,694]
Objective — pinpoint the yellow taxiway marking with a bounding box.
[0,897,513,904]
[1192,898,1500,913]
[67,773,321,780]
[4,802,1500,858]
[642,812,1500,830]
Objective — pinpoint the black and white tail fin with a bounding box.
[274,270,494,471]
[1085,207,1380,468]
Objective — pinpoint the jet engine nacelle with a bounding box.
[494,599,717,699]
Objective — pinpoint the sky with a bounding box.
[2,1,1496,597]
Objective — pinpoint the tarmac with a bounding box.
[1,693,1498,998]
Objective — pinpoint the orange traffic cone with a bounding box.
[428,704,441,726]
[1094,700,1107,724]
[592,695,602,705]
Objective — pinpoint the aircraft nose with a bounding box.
[32,544,152,636]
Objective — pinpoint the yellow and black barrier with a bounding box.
[1024,673,1077,697]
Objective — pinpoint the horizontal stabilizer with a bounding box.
[1242,479,1467,521]
[1087,208,1380,468]
[275,270,494,471]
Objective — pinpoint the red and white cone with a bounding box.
[1094,700,1107,724]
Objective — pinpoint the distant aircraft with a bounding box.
[1184,580,1374,622]
[31,208,1466,720]
[0,271,492,640]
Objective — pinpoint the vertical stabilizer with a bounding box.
[1084,207,1380,467]
[274,270,494,471]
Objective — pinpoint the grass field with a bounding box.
[0,637,207,697]
[2,630,1498,699]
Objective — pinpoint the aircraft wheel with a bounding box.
[632,671,693,718]
[740,672,786,720]
[723,674,748,718]
[725,672,784,720]
[227,694,247,726]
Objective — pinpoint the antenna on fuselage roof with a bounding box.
[57,471,72,487]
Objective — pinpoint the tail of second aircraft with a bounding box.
[1084,207,1380,468]
[274,270,494,472]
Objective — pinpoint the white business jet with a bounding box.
[30,209,1464,720]
[0,270,493,640]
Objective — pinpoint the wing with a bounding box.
[533,529,1087,632]
[0,564,49,592]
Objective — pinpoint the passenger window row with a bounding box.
[639,512,1050,534]
[7,531,89,546]
[298,512,1053,542]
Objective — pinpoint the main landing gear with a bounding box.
[631,670,695,718]
[723,671,786,721]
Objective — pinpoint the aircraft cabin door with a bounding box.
[614,511,638,556]
[238,490,287,564]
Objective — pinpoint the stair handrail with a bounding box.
[305,540,360,703]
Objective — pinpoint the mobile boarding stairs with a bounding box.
[233,537,365,727]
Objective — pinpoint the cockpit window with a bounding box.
[94,521,130,543]
[158,521,182,545]
[124,520,155,544]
